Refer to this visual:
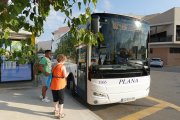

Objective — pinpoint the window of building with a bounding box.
[170,47,180,53]
[150,25,172,42]
[176,25,180,41]
[150,48,153,53]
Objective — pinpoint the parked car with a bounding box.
[150,58,164,67]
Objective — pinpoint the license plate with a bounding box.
[120,97,135,103]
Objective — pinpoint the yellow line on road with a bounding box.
[119,96,180,120]
[146,96,180,111]
[119,103,168,120]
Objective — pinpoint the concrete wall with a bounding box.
[52,27,70,53]
[52,38,60,53]
[166,24,174,36]
[150,47,180,66]
[147,8,174,25]
[174,8,180,25]
[150,47,169,65]
[174,8,180,43]
[37,40,51,51]
[167,52,180,66]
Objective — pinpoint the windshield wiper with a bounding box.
[127,60,143,66]
[127,60,150,74]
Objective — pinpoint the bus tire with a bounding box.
[67,73,77,96]
[71,80,77,97]
[67,73,74,89]
[66,73,72,90]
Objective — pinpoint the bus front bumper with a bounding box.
[87,88,150,105]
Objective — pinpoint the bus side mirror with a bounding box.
[91,16,100,33]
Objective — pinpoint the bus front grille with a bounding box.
[91,71,147,79]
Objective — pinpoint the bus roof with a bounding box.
[91,13,149,24]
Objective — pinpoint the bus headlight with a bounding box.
[93,92,107,97]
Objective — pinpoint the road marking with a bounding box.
[146,96,180,111]
[119,96,180,120]
[119,103,168,120]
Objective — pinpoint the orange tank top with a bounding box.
[50,64,67,90]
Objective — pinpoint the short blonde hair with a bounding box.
[56,54,67,62]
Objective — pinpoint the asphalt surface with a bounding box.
[0,66,179,120]
[0,85,102,120]
[88,66,180,120]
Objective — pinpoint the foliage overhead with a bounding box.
[0,39,35,64]
[0,0,103,63]
[0,0,102,44]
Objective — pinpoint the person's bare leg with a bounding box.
[59,104,65,118]
[42,86,47,98]
[54,102,59,116]
[59,104,63,114]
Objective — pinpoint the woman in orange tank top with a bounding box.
[50,54,68,118]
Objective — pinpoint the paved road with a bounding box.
[150,67,180,106]
[0,66,179,120]
[0,87,102,120]
[87,66,180,120]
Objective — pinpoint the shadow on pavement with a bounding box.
[0,87,86,110]
[0,101,56,119]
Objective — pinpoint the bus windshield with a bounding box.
[91,14,149,69]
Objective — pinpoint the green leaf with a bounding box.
[64,18,67,23]
[25,11,29,17]
[22,10,28,15]
[24,23,29,30]
[5,39,11,47]
[86,7,91,15]
[79,14,83,23]
[65,10,69,17]
[81,15,87,24]
[38,17,43,26]
[33,7,36,14]
[30,13,34,21]
[0,39,5,48]
[4,31,10,39]
[67,20,70,27]
[70,9,72,16]
[26,38,31,45]
[54,6,60,11]
[78,2,81,10]
[92,0,97,8]
[83,0,87,5]
[97,32,104,41]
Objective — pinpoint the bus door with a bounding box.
[77,45,87,100]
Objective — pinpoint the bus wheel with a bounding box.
[68,73,77,96]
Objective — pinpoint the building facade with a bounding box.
[52,26,70,53]
[145,7,180,66]
[37,40,52,51]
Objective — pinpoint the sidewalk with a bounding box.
[0,82,102,120]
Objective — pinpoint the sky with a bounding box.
[37,0,180,42]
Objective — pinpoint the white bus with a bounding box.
[65,13,151,105]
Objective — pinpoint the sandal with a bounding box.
[54,110,59,116]
[59,113,66,118]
